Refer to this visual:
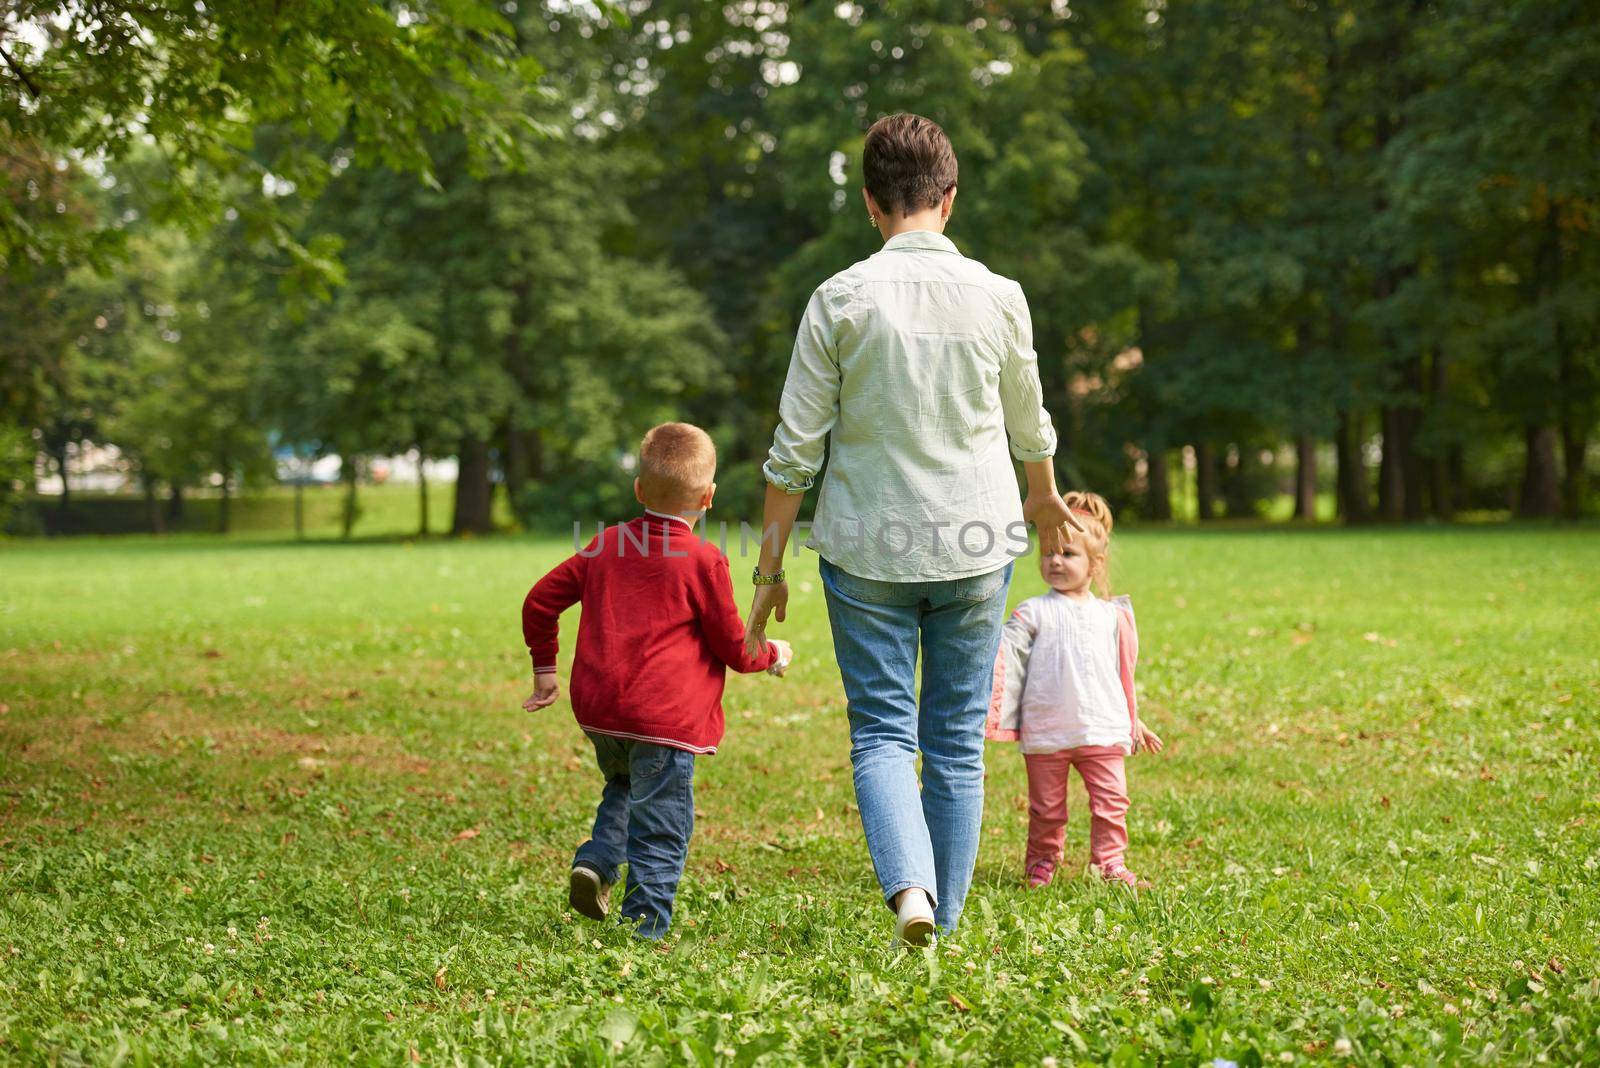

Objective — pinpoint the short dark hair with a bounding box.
[863,113,958,216]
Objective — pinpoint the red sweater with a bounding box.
[521,513,777,754]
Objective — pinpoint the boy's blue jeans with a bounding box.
[573,732,696,939]
[819,556,1013,933]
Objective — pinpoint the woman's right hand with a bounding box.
[744,581,789,660]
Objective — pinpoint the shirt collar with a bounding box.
[643,508,698,530]
[880,229,961,255]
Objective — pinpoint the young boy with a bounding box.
[521,422,793,938]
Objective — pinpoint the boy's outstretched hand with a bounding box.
[524,672,561,712]
[1133,720,1164,754]
[766,638,794,677]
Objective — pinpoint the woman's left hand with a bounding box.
[744,581,789,660]
[1023,492,1080,554]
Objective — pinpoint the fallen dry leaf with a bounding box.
[433,965,448,991]
[453,828,480,842]
[948,993,971,1012]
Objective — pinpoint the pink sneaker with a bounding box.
[1026,861,1056,888]
[1099,863,1150,890]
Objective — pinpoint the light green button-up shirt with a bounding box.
[763,230,1058,582]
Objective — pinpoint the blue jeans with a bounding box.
[819,556,1013,932]
[572,733,696,939]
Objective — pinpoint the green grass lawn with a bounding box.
[1,527,1596,1064]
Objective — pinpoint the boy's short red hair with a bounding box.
[638,423,717,505]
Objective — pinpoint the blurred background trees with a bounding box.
[2,0,1596,535]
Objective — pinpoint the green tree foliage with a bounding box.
[265,7,725,534]
[4,0,1597,533]
[1385,0,1600,518]
[0,0,542,280]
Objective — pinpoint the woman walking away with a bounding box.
[744,113,1077,944]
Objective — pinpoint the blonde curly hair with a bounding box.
[1062,490,1115,596]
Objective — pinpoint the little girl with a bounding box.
[987,491,1163,888]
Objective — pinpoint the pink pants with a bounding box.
[1024,746,1129,872]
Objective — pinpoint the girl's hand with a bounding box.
[524,673,560,712]
[744,581,788,660]
[1134,720,1164,754]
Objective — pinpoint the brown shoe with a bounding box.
[569,865,611,920]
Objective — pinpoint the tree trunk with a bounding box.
[1401,357,1427,521]
[503,427,527,523]
[294,478,305,540]
[1378,406,1405,521]
[1370,19,1423,525]
[1425,347,1452,519]
[1428,453,1453,521]
[1195,441,1218,521]
[167,482,185,523]
[1145,446,1172,521]
[53,446,70,515]
[418,455,430,536]
[1554,232,1586,518]
[1562,424,1588,520]
[217,448,231,535]
[143,474,165,534]
[1221,443,1256,519]
[1524,201,1567,518]
[1335,411,1371,523]
[341,456,360,539]
[1293,433,1317,520]
[1400,410,1425,521]
[1518,425,1561,517]
[451,435,493,536]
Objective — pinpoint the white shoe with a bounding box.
[894,888,936,947]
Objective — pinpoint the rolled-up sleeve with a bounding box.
[763,284,841,494]
[999,286,1058,462]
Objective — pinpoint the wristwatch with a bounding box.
[751,566,786,586]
